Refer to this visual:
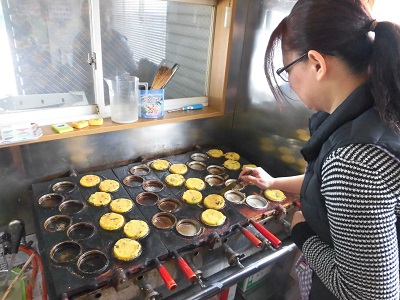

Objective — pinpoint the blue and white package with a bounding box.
[139,89,164,118]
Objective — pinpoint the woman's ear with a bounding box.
[307,50,327,81]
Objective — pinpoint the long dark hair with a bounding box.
[265,0,400,130]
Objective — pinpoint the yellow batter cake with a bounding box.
[207,149,224,158]
[88,118,103,126]
[169,163,188,175]
[72,120,89,129]
[99,212,125,230]
[88,192,112,206]
[203,194,225,210]
[124,220,150,239]
[242,164,257,169]
[185,178,206,190]
[201,209,226,226]
[151,159,170,171]
[264,189,286,202]
[182,190,203,204]
[110,198,134,213]
[165,174,185,187]
[224,152,240,161]
[99,179,120,192]
[113,238,142,261]
[223,160,241,171]
[80,174,101,187]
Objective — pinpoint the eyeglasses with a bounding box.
[276,53,307,82]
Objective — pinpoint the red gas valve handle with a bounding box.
[293,201,302,209]
[239,226,262,248]
[249,219,282,248]
[174,251,197,283]
[154,258,177,291]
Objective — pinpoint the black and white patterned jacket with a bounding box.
[291,82,400,300]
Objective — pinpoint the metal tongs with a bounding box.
[218,169,254,195]
[161,63,179,89]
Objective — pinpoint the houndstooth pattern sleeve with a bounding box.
[302,143,400,300]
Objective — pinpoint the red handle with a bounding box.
[293,201,302,209]
[156,263,177,291]
[250,220,282,248]
[176,256,197,283]
[239,226,262,248]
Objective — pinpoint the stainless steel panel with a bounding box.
[229,0,312,178]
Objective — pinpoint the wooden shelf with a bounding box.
[0,106,222,148]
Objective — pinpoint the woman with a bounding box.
[239,0,400,299]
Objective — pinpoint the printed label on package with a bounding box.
[139,89,164,118]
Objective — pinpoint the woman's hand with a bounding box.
[239,170,304,194]
[291,211,306,230]
[239,167,275,190]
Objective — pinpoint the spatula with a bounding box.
[218,179,240,196]
[218,169,253,195]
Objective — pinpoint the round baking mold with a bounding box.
[157,198,181,213]
[44,215,72,232]
[190,153,209,162]
[59,200,86,215]
[50,241,82,264]
[245,195,269,210]
[77,250,109,274]
[67,222,96,240]
[136,192,159,206]
[142,180,165,193]
[130,164,151,176]
[151,212,177,229]
[175,219,203,237]
[38,193,65,208]
[52,181,77,193]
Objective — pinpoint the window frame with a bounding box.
[0,0,234,147]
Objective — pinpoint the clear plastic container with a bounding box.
[105,75,148,123]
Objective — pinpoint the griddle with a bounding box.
[31,145,286,298]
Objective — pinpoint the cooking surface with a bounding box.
[112,149,249,252]
[31,146,297,298]
[32,170,167,298]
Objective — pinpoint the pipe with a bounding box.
[172,242,296,300]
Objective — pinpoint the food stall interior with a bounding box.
[4,0,393,299]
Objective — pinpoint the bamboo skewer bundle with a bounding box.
[151,66,173,90]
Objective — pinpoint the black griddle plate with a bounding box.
[112,148,252,253]
[32,169,168,299]
[113,163,211,252]
[31,146,275,298]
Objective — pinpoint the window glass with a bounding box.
[104,0,213,100]
[0,0,92,111]
[371,0,400,24]
[0,0,214,118]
